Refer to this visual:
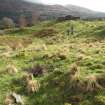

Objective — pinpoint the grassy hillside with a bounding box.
[1,20,105,105]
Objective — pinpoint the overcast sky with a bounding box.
[26,0,105,12]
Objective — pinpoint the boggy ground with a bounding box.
[1,20,105,105]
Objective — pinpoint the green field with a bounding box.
[1,20,105,105]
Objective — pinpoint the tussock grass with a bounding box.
[84,75,103,92]
[1,20,105,105]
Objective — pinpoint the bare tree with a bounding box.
[19,15,27,29]
[31,11,40,25]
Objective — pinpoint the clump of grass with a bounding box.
[76,53,85,61]
[5,64,18,74]
[69,64,79,76]
[4,94,14,105]
[15,50,26,58]
[42,44,48,51]
[10,42,24,50]
[26,74,40,94]
[64,103,72,105]
[94,95,105,105]
[69,95,83,105]
[43,51,67,60]
[69,64,83,90]
[84,75,102,92]
[97,73,105,87]
[78,48,86,54]
[57,52,67,60]
[22,73,40,94]
[2,51,12,58]
[79,100,92,105]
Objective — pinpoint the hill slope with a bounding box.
[66,4,105,18]
[0,0,105,22]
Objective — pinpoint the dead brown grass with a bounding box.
[84,75,103,92]
[33,28,58,37]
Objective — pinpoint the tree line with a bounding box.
[0,11,40,29]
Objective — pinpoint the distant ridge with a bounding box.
[0,0,105,23]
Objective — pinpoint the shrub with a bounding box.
[1,17,15,29]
